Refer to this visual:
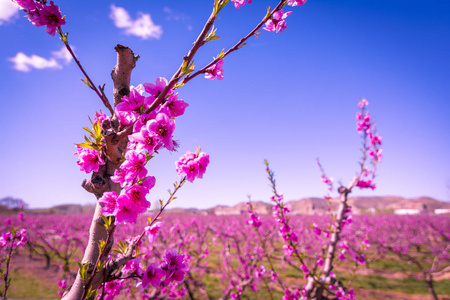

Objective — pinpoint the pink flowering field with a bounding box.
[1,211,449,300]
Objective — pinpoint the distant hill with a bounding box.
[2,196,449,216]
[203,196,450,216]
[346,196,450,213]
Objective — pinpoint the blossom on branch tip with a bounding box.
[369,132,382,146]
[358,98,369,108]
[159,94,189,118]
[312,223,321,236]
[144,221,162,243]
[287,0,307,6]
[316,257,324,267]
[205,59,224,80]
[146,113,176,150]
[120,151,148,184]
[144,77,170,98]
[123,184,151,213]
[129,124,160,154]
[116,88,145,112]
[115,110,138,127]
[111,169,127,187]
[58,280,66,289]
[103,280,123,300]
[321,175,333,185]
[175,150,210,182]
[254,265,265,279]
[283,288,301,300]
[0,232,12,247]
[15,229,27,247]
[356,111,371,133]
[31,1,66,37]
[115,196,139,224]
[246,208,262,227]
[264,9,292,33]
[356,179,376,190]
[231,0,252,9]
[161,249,188,285]
[99,191,118,216]
[122,258,143,277]
[74,146,105,173]
[142,263,165,288]
[270,271,279,281]
[369,148,383,162]
[132,112,156,133]
[13,0,35,11]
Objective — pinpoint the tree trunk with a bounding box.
[62,45,138,300]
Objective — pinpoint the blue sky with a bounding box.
[0,0,449,209]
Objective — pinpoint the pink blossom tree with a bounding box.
[244,99,383,299]
[9,0,307,299]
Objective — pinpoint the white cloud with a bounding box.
[51,46,74,64]
[9,53,61,72]
[110,5,162,40]
[9,46,73,72]
[0,0,20,25]
[109,5,132,28]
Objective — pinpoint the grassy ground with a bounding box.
[1,267,59,299]
[2,250,449,299]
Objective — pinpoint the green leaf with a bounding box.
[173,81,185,90]
[159,199,163,208]
[77,262,89,281]
[98,239,106,252]
[216,0,230,14]
[214,0,219,14]
[205,25,221,43]
[82,126,93,135]
[238,43,247,49]
[93,120,102,139]
[75,142,97,150]
[209,36,221,41]
[216,49,225,60]
[97,260,105,270]
[86,287,97,299]
[264,6,272,20]
[101,215,112,230]
[112,239,128,255]
[181,60,195,76]
[145,153,154,163]
[81,78,91,88]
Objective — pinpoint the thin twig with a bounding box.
[57,27,114,115]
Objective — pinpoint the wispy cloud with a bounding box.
[163,6,192,30]
[9,46,73,72]
[0,0,20,25]
[110,5,162,40]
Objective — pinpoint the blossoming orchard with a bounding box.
[1,0,449,300]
